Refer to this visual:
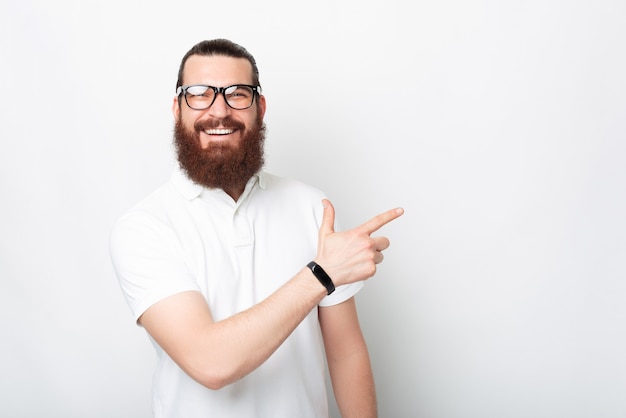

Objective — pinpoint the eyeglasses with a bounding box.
[176,84,261,110]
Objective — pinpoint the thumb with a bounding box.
[318,199,336,238]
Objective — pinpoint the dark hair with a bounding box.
[175,39,260,91]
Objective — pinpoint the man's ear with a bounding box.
[172,96,181,120]
[257,94,267,119]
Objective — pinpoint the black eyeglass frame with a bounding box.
[176,84,262,110]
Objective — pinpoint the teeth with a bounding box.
[204,128,234,135]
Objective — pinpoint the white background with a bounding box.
[1,1,625,417]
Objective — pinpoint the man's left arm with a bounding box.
[319,297,377,418]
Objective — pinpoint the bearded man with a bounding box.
[110,38,403,418]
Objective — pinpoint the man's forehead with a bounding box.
[183,55,253,84]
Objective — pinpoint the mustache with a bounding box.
[194,116,245,132]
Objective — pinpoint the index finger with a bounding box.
[357,207,404,235]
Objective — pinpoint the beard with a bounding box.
[174,112,266,191]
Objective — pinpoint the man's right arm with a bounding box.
[139,267,327,389]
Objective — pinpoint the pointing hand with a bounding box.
[315,199,404,286]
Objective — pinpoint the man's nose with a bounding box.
[206,92,231,118]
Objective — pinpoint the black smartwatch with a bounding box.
[306,261,335,295]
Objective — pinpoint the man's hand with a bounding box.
[315,199,404,286]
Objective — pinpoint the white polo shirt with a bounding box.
[110,169,363,418]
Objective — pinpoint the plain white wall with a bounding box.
[1,0,625,417]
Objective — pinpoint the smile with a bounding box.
[204,128,235,135]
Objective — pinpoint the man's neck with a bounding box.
[223,185,245,202]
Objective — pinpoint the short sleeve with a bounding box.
[109,210,200,322]
[318,281,365,307]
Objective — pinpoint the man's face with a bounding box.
[173,55,267,191]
